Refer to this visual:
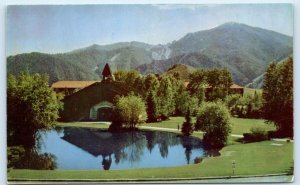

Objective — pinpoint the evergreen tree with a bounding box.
[181,108,193,136]
[146,90,159,122]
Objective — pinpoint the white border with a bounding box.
[1,1,298,185]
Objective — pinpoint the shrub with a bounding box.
[194,157,203,164]
[113,94,147,130]
[243,127,268,142]
[195,101,231,149]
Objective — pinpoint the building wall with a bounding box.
[60,81,130,122]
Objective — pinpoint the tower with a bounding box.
[101,63,114,82]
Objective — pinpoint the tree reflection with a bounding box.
[159,141,169,158]
[60,128,207,170]
[101,154,112,170]
[184,145,192,164]
[11,148,57,170]
[8,129,58,170]
[145,132,156,153]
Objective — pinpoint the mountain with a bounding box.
[7,22,293,85]
[136,52,221,75]
[245,56,292,89]
[7,42,157,84]
[137,22,293,85]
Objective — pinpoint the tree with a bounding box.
[114,70,144,95]
[225,93,262,118]
[262,57,293,137]
[7,73,63,147]
[175,89,198,116]
[146,90,159,122]
[181,108,194,136]
[114,94,147,129]
[156,76,176,119]
[206,68,233,101]
[187,69,207,104]
[195,101,231,148]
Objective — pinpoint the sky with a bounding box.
[6,4,293,56]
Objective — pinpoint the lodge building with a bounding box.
[56,64,130,122]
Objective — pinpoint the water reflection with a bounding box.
[11,127,216,170]
[10,148,57,170]
[60,127,205,170]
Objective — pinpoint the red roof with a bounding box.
[51,81,100,89]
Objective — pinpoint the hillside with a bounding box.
[7,22,293,85]
[138,22,293,85]
[7,42,155,84]
[245,56,293,89]
[163,64,196,81]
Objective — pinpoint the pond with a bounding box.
[19,127,219,170]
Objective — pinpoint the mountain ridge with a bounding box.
[7,22,293,85]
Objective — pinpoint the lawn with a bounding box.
[141,117,276,136]
[8,140,293,180]
[57,122,109,129]
[244,87,262,96]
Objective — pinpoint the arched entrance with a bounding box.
[89,101,114,121]
[97,107,113,121]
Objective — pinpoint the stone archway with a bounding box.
[89,101,114,121]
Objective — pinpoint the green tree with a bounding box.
[262,57,293,137]
[146,90,159,122]
[187,69,207,104]
[206,68,233,101]
[181,108,194,136]
[175,90,198,116]
[7,73,63,147]
[114,70,144,95]
[143,73,160,93]
[115,94,147,129]
[195,101,231,148]
[156,76,176,119]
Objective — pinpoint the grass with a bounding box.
[244,88,262,96]
[141,117,276,136]
[8,140,293,180]
[230,118,275,135]
[56,122,109,129]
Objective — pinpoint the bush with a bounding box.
[195,101,231,149]
[243,127,268,142]
[194,157,203,164]
[113,93,147,130]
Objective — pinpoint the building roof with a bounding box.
[51,81,100,89]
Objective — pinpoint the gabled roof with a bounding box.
[51,81,100,89]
